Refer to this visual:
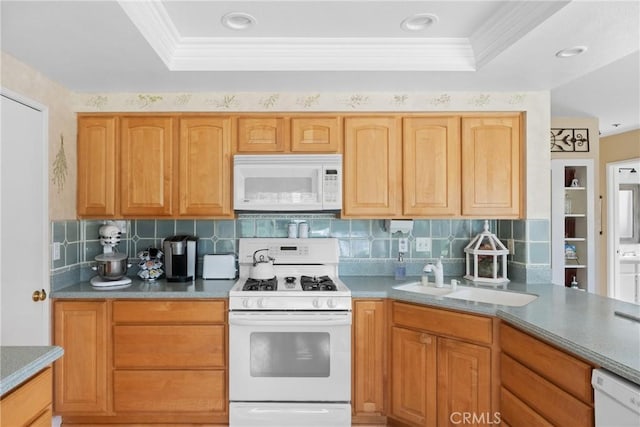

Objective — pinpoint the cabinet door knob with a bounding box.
[419,333,432,344]
[32,289,47,302]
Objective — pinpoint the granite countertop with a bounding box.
[52,276,640,385]
[52,278,236,298]
[1,346,64,396]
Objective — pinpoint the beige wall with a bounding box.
[1,52,77,220]
[598,129,640,294]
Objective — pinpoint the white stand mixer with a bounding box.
[90,223,132,288]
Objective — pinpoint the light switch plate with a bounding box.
[507,239,515,254]
[52,242,61,261]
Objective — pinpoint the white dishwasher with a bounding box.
[591,369,640,426]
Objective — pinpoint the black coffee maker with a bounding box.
[163,235,197,282]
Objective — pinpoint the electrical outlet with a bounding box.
[416,237,432,253]
[52,242,61,261]
[507,239,515,255]
[398,238,409,253]
[114,220,127,234]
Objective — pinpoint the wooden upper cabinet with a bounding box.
[403,117,461,217]
[461,115,522,217]
[178,117,233,217]
[343,117,402,218]
[237,117,287,152]
[120,116,175,217]
[290,117,342,152]
[77,116,118,218]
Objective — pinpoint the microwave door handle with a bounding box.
[317,168,323,202]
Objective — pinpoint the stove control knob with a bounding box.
[327,298,337,309]
[242,298,253,308]
[312,298,322,308]
[257,298,265,308]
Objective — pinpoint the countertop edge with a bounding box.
[496,310,640,385]
[0,346,64,396]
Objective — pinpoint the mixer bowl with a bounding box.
[94,253,130,280]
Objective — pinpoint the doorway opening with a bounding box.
[606,158,640,304]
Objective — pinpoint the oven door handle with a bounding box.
[249,407,332,415]
[229,312,351,326]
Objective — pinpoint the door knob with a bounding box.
[32,289,47,302]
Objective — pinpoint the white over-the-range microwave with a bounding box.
[233,154,342,212]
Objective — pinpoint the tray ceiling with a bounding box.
[1,0,638,136]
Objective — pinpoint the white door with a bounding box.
[0,91,50,345]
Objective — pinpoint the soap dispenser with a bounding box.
[395,252,406,280]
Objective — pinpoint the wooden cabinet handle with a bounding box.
[419,333,432,344]
[32,289,47,302]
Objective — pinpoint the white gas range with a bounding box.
[228,238,352,427]
[229,238,351,310]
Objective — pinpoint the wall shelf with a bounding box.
[552,159,595,292]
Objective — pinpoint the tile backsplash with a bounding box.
[50,216,550,289]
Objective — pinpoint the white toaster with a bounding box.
[202,254,237,279]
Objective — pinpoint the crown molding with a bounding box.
[171,37,475,71]
[118,1,475,71]
[118,0,181,67]
[470,1,571,69]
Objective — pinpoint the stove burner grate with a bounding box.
[300,275,337,291]
[243,277,277,291]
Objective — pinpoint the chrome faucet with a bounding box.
[423,257,444,288]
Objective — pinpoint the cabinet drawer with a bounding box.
[0,367,52,426]
[391,301,492,344]
[113,300,226,323]
[500,323,593,404]
[114,370,226,413]
[114,325,225,368]
[500,387,552,427]
[501,354,593,427]
[29,407,53,427]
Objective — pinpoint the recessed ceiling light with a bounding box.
[401,13,439,32]
[221,12,256,30]
[555,46,588,58]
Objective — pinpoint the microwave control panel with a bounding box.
[323,168,341,205]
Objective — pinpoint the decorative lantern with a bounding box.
[464,220,509,284]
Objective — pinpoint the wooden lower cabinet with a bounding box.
[391,326,437,426]
[1,366,53,426]
[352,299,387,424]
[53,300,109,415]
[437,338,492,426]
[389,302,496,427]
[499,323,595,427]
[53,298,228,425]
[113,370,226,413]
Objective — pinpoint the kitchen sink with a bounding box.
[393,282,538,307]
[445,287,538,307]
[393,282,457,296]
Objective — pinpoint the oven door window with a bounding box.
[250,332,330,377]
